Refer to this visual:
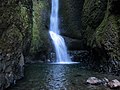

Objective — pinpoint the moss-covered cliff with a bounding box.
[0,0,33,89]
[30,0,51,61]
[81,0,120,74]
[0,0,51,88]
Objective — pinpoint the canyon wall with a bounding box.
[0,0,33,89]
[81,0,120,74]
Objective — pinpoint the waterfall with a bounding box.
[49,0,71,63]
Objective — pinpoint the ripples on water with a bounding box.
[8,63,120,90]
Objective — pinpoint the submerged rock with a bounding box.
[86,77,102,85]
[107,79,120,89]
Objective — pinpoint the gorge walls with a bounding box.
[0,0,50,89]
[30,0,51,61]
[0,0,33,89]
[60,0,85,50]
[81,0,120,74]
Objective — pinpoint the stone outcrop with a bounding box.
[60,0,84,50]
[81,0,120,74]
[0,0,33,89]
[29,0,51,61]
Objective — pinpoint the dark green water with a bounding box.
[8,63,120,90]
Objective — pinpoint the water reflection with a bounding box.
[46,65,69,90]
[9,64,120,90]
[50,62,80,64]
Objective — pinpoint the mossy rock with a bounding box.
[81,0,120,73]
[30,0,51,59]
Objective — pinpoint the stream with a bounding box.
[8,63,120,90]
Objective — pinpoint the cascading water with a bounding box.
[49,0,72,63]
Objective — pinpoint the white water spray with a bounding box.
[49,0,71,63]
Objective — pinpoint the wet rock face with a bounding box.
[81,0,120,74]
[60,0,84,39]
[81,0,108,41]
[29,0,51,60]
[64,36,85,50]
[59,0,84,50]
[0,0,32,89]
[0,26,24,89]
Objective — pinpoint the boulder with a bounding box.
[86,77,102,85]
[107,79,120,89]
